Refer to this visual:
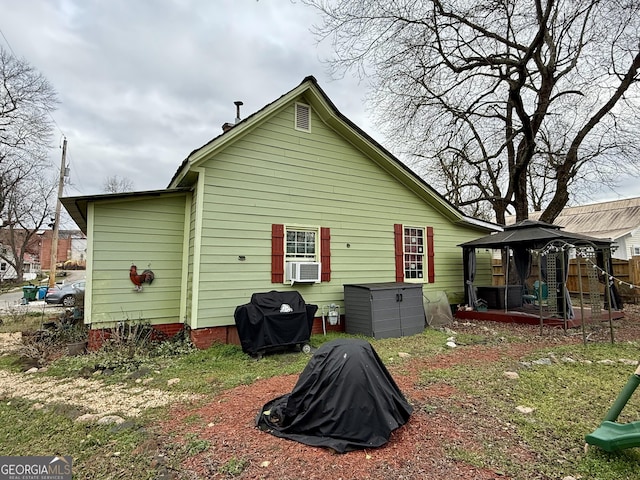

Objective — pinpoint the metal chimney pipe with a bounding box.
[234,101,243,124]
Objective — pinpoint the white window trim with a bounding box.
[402,225,426,283]
[285,225,320,262]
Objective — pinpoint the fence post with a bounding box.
[631,256,640,303]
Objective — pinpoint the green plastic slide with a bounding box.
[585,364,640,452]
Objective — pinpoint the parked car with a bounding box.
[45,281,85,307]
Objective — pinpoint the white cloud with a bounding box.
[1,0,634,216]
[0,0,375,198]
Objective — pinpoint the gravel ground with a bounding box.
[0,332,22,354]
[0,367,196,418]
[0,332,196,419]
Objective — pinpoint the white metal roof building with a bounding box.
[506,197,640,260]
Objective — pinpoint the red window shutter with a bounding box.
[394,224,404,282]
[427,226,435,283]
[321,227,331,282]
[271,224,284,283]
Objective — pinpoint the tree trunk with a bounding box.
[14,259,24,284]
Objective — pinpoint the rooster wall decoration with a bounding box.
[130,265,155,292]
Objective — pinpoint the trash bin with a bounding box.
[22,285,38,302]
[37,286,48,300]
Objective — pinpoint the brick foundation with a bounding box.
[311,315,344,336]
[87,328,110,351]
[189,326,233,349]
[87,322,186,351]
[153,323,186,338]
[87,316,345,350]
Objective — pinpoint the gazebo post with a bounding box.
[462,247,469,306]
[561,249,567,332]
[605,253,615,344]
[504,246,510,313]
[538,249,543,335]
[577,251,587,345]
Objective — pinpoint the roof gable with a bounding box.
[62,77,499,235]
[168,76,497,232]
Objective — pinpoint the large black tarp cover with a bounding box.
[234,291,317,356]
[255,338,413,453]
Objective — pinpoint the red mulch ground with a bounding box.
[158,314,640,479]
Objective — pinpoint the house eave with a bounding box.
[61,188,190,234]
[458,216,502,232]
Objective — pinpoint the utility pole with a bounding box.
[48,137,67,288]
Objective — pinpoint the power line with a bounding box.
[46,107,65,138]
[0,28,17,57]
[60,140,88,195]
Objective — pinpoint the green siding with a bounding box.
[88,193,188,326]
[191,99,489,327]
[185,186,198,325]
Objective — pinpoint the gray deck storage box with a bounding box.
[476,285,523,309]
[344,282,425,339]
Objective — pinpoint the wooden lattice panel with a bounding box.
[546,253,558,317]
[586,251,602,320]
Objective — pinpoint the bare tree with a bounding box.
[0,46,58,220]
[0,46,59,281]
[0,174,57,282]
[304,0,640,223]
[102,175,134,193]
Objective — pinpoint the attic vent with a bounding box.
[295,103,311,132]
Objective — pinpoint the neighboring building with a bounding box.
[0,252,39,282]
[38,230,87,269]
[0,227,86,281]
[62,76,498,348]
[507,197,640,260]
[68,233,88,265]
[0,229,41,282]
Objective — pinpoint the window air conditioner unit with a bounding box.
[286,261,321,285]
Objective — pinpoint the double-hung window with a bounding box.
[403,226,425,280]
[272,224,331,283]
[286,227,317,261]
[394,223,434,283]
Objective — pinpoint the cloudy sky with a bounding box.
[0,0,636,228]
[0,1,378,197]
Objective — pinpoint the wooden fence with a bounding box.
[492,256,640,303]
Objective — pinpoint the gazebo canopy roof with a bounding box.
[459,219,612,250]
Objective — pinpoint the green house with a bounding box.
[62,76,497,348]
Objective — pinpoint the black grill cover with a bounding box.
[255,338,413,453]
[234,291,317,356]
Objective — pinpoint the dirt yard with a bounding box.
[159,311,640,480]
[2,309,638,479]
